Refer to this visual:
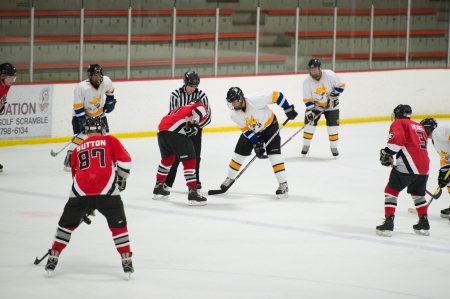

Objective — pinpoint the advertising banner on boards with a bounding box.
[0,85,52,140]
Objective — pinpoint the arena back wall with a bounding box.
[0,69,449,144]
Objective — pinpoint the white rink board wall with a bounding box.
[2,69,448,139]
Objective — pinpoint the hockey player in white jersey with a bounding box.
[220,87,298,198]
[420,118,450,220]
[63,64,117,171]
[301,58,345,158]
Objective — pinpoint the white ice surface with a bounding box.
[1,121,449,299]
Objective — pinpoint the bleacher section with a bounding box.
[0,0,448,81]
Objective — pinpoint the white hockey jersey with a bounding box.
[73,76,114,118]
[303,69,345,111]
[230,91,291,144]
[431,125,450,169]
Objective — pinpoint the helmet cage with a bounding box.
[87,64,104,87]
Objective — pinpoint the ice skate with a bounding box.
[121,252,134,280]
[220,177,234,191]
[152,180,170,200]
[188,187,207,206]
[63,150,72,172]
[301,145,309,157]
[440,207,450,218]
[413,214,430,236]
[276,182,289,199]
[0,163,3,172]
[331,148,339,159]
[375,215,394,237]
[44,250,60,277]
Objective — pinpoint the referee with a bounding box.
[165,71,211,191]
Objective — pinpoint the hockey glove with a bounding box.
[253,141,267,159]
[438,168,450,188]
[305,109,316,124]
[81,210,96,225]
[284,105,298,120]
[379,149,393,167]
[184,123,199,138]
[104,96,117,113]
[78,117,87,134]
[117,175,127,191]
[328,92,340,108]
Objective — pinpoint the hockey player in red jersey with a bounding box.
[376,104,430,237]
[44,117,134,279]
[153,100,209,206]
[0,62,17,173]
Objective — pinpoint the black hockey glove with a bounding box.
[78,117,87,134]
[284,105,298,120]
[184,122,199,138]
[305,109,316,123]
[379,149,393,167]
[253,141,267,159]
[438,168,450,188]
[328,91,340,108]
[117,175,127,191]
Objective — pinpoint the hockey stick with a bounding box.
[34,249,51,265]
[50,132,81,157]
[208,118,290,195]
[407,170,450,214]
[281,107,328,148]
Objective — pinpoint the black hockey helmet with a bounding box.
[420,118,438,136]
[0,62,17,77]
[183,71,200,87]
[308,58,321,69]
[85,117,106,135]
[87,64,103,87]
[392,104,412,120]
[226,87,244,103]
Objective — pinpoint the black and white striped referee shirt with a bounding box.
[169,87,211,128]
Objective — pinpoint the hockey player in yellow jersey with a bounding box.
[220,87,298,198]
[302,58,345,158]
[420,118,450,220]
[63,64,117,171]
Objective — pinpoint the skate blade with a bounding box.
[414,229,430,236]
[375,230,392,237]
[63,166,71,172]
[188,200,207,206]
[440,214,450,218]
[47,270,53,278]
[152,194,169,200]
[276,193,289,199]
[126,273,131,280]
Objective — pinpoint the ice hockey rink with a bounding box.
[1,120,449,299]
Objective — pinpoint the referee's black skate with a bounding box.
[44,249,60,277]
[440,207,450,218]
[188,186,207,206]
[121,252,134,280]
[152,180,170,200]
[413,214,430,236]
[375,215,394,237]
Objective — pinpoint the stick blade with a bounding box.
[433,188,442,199]
[208,189,227,195]
[50,150,58,157]
[34,257,42,265]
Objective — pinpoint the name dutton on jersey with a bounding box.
[76,139,106,151]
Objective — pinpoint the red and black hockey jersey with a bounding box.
[158,102,209,134]
[0,84,11,113]
[71,135,132,196]
[384,118,430,175]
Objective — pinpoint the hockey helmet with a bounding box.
[85,117,106,135]
[392,104,412,120]
[183,71,200,87]
[87,64,103,87]
[420,118,438,136]
[226,87,244,103]
[308,58,322,79]
[0,62,17,77]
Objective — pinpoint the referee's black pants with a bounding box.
[165,128,202,187]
